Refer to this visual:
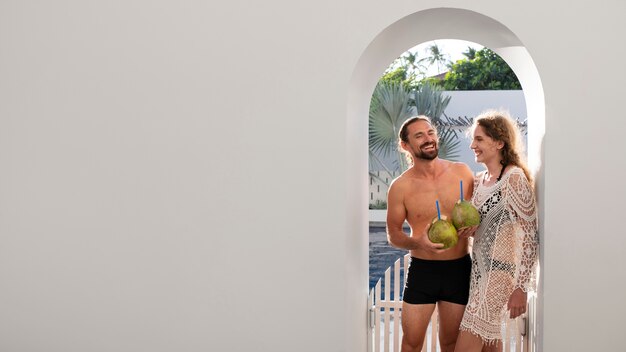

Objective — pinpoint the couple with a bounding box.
[386,111,539,352]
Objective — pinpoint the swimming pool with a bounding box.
[369,227,406,297]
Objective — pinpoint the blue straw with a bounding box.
[460,180,464,202]
[436,200,441,220]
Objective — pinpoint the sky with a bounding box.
[394,39,484,78]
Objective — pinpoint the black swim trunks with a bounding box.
[402,254,471,305]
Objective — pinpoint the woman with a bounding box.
[455,111,539,352]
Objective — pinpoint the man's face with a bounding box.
[403,120,439,161]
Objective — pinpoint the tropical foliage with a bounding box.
[437,48,521,90]
[425,43,450,74]
[378,67,415,90]
[368,82,414,179]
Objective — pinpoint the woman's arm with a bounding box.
[505,169,539,293]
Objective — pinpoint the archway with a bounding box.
[347,7,545,350]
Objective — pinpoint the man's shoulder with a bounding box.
[441,159,472,175]
[389,169,412,187]
[387,171,414,201]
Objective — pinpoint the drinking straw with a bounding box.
[436,200,441,220]
[460,180,464,202]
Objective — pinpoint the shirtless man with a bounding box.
[386,116,476,352]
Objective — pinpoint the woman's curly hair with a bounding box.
[472,110,532,184]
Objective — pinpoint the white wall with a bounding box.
[444,90,527,122]
[1,1,625,352]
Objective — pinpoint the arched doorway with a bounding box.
[347,7,545,350]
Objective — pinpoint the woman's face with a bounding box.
[470,125,503,164]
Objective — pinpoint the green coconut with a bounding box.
[427,215,458,249]
[451,200,481,229]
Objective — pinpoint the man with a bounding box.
[386,116,476,352]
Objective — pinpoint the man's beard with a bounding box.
[413,142,438,160]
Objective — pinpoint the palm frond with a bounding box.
[369,82,414,158]
[436,125,462,161]
[412,83,451,123]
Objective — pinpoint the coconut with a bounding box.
[451,200,481,229]
[427,215,458,249]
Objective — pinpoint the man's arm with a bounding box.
[386,180,413,249]
[386,180,444,252]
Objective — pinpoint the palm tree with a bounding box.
[412,83,450,124]
[462,46,477,60]
[369,82,414,178]
[400,51,427,80]
[426,43,450,75]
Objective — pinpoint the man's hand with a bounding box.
[457,225,478,239]
[507,288,527,319]
[414,224,446,253]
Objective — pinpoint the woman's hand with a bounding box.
[457,225,478,239]
[507,288,528,319]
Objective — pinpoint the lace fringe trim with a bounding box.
[459,325,502,346]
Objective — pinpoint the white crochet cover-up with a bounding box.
[459,166,539,344]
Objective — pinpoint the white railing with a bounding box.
[368,254,536,352]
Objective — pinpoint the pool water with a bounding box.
[369,227,407,298]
